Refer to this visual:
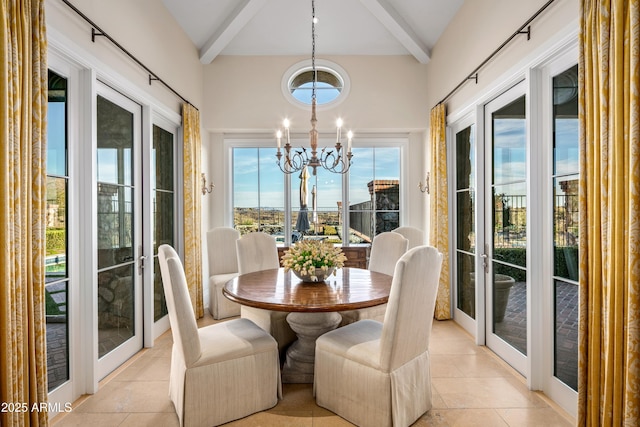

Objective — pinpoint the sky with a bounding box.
[232,146,400,210]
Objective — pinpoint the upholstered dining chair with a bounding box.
[236,232,297,355]
[206,227,241,319]
[392,226,425,249]
[158,244,281,427]
[314,245,443,427]
[339,231,408,325]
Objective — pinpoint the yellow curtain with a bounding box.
[578,0,639,425]
[182,103,204,318]
[0,0,49,426]
[429,103,451,320]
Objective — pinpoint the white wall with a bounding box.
[201,54,430,230]
[46,0,204,113]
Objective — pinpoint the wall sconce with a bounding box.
[201,173,215,195]
[418,172,430,194]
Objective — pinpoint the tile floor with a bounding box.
[51,315,575,427]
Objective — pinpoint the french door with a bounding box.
[450,50,579,416]
[95,83,144,379]
[483,81,528,375]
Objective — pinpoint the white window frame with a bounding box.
[224,135,409,245]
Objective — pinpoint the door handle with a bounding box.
[138,255,147,275]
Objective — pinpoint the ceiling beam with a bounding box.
[359,0,430,64]
[199,0,266,64]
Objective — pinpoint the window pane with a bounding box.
[493,183,527,267]
[46,177,68,281]
[98,264,135,358]
[46,70,69,392]
[552,64,579,392]
[554,279,578,391]
[293,165,343,242]
[456,125,475,190]
[349,147,400,241]
[492,97,526,185]
[457,191,475,252]
[493,262,527,355]
[457,252,475,318]
[97,96,133,186]
[153,126,174,191]
[554,175,579,280]
[97,185,134,269]
[233,148,284,236]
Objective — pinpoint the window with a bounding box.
[231,141,402,245]
[282,60,350,109]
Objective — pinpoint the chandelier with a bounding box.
[276,0,353,175]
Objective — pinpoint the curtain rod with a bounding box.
[437,0,556,107]
[60,0,198,111]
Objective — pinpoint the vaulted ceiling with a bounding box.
[161,0,464,64]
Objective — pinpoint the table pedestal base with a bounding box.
[282,312,342,383]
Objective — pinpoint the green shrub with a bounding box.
[46,228,66,256]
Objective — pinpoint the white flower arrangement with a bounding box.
[281,240,347,282]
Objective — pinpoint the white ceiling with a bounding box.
[161,0,464,64]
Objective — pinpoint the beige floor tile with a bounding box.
[431,391,448,409]
[436,353,512,378]
[73,380,174,414]
[496,407,574,427]
[113,355,171,382]
[271,383,318,412]
[429,338,482,355]
[223,410,314,426]
[119,412,180,427]
[51,412,129,427]
[312,412,356,426]
[431,354,466,378]
[417,408,509,426]
[432,377,544,409]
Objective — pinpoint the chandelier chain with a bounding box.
[311,0,317,101]
[275,0,353,175]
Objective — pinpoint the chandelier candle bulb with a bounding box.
[347,130,353,152]
[276,130,282,150]
[336,118,343,143]
[283,119,291,145]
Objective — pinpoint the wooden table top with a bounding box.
[223,267,393,313]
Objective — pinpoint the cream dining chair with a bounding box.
[236,232,297,356]
[339,231,408,326]
[158,244,280,427]
[392,226,425,249]
[314,245,443,427]
[206,227,241,319]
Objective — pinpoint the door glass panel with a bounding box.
[46,70,69,391]
[97,95,136,358]
[552,64,579,391]
[97,264,135,358]
[153,125,174,321]
[455,125,476,318]
[491,95,527,355]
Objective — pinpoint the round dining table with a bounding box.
[223,267,393,383]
